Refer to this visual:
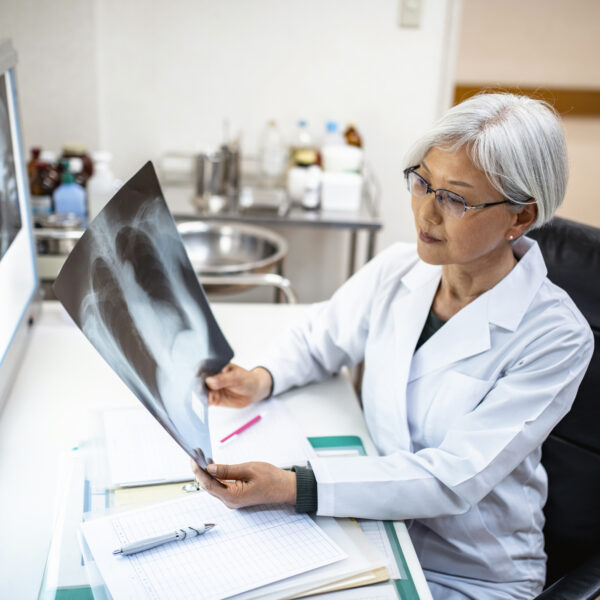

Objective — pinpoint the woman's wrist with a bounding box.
[291,466,318,513]
[283,469,297,505]
[252,366,274,401]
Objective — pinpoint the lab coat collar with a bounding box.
[486,236,547,331]
[406,236,547,382]
[400,257,442,291]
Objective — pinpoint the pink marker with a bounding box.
[219,414,262,444]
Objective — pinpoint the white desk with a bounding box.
[0,301,429,599]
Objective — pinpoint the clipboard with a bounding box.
[308,436,421,600]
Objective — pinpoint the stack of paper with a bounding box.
[82,492,347,600]
[230,517,389,599]
[210,398,317,468]
[103,408,191,487]
[103,399,315,488]
[357,519,401,580]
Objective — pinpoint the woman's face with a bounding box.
[411,145,521,268]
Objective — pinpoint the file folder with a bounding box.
[308,436,420,600]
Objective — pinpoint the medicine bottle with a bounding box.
[343,123,362,148]
[259,121,288,187]
[290,120,317,167]
[53,158,87,227]
[87,152,120,221]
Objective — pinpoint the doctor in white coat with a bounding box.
[193,93,594,599]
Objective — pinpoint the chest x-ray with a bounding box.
[54,162,233,470]
[0,73,21,258]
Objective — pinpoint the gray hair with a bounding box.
[405,92,568,230]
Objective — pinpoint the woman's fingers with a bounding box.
[199,462,297,508]
[203,363,273,408]
[207,463,251,480]
[205,363,242,391]
[207,390,251,407]
[190,459,226,489]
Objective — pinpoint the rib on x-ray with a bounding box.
[53,162,233,469]
[0,73,22,259]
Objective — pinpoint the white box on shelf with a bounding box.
[321,172,363,212]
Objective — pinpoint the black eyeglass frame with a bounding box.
[403,166,516,217]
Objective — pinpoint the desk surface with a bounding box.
[0,301,427,599]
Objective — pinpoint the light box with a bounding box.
[0,39,40,412]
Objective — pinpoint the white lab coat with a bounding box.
[260,237,594,598]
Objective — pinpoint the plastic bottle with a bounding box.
[323,121,345,147]
[87,152,121,222]
[302,165,322,210]
[290,120,317,167]
[61,142,93,187]
[344,123,363,148]
[53,158,87,227]
[258,120,288,187]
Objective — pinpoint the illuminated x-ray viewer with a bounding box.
[0,40,40,413]
[54,162,233,470]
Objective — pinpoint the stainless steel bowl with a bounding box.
[177,221,287,275]
[177,220,292,297]
[34,213,84,255]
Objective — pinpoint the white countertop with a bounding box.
[0,301,377,599]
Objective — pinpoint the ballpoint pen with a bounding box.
[220,414,262,444]
[112,523,215,556]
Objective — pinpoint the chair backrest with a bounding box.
[528,217,600,586]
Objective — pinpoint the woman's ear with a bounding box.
[507,201,538,240]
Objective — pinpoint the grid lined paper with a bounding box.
[357,519,401,580]
[83,492,346,600]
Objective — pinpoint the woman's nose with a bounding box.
[418,192,443,224]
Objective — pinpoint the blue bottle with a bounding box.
[53,159,87,227]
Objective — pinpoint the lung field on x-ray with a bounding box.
[0,73,22,259]
[115,225,191,331]
[91,255,161,401]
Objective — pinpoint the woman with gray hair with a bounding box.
[193,93,594,599]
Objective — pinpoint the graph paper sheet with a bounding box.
[81,492,346,600]
[357,519,401,580]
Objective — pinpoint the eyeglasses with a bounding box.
[403,166,514,219]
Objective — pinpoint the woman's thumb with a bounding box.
[207,463,248,480]
[205,368,237,390]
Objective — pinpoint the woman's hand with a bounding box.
[191,460,296,509]
[205,363,272,408]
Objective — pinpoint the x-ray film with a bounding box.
[53,161,233,470]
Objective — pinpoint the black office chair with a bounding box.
[527,217,600,599]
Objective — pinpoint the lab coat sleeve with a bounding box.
[309,320,594,520]
[259,244,415,396]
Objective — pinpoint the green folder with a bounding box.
[308,436,421,600]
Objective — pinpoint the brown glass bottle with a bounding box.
[27,147,41,186]
[30,156,60,218]
[344,123,362,148]
[61,143,94,187]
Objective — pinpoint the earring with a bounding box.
[508,235,514,240]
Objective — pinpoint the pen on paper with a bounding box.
[220,414,262,444]
[112,524,215,556]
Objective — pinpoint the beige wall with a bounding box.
[456,0,600,227]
